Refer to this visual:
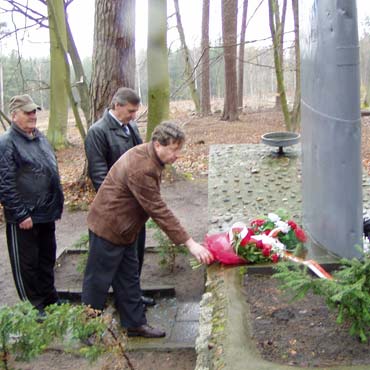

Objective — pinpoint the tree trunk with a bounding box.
[90,0,136,122]
[0,109,11,130]
[268,0,291,130]
[200,0,211,116]
[146,0,170,141]
[274,0,287,108]
[221,0,238,121]
[291,0,300,130]
[66,20,91,127]
[47,1,86,141]
[237,0,248,111]
[173,0,200,113]
[47,0,69,150]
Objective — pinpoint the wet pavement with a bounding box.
[128,299,200,350]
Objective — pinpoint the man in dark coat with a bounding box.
[82,122,213,338]
[0,94,64,314]
[84,87,154,307]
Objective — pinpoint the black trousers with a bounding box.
[81,230,146,328]
[137,226,146,276]
[6,222,59,310]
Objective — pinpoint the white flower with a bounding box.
[251,234,286,255]
[276,220,291,234]
[363,236,370,253]
[268,213,280,223]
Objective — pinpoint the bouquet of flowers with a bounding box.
[230,211,307,264]
[198,210,307,266]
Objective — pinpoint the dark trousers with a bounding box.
[82,230,146,328]
[6,222,59,310]
[137,226,146,276]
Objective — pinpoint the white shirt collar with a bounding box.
[109,110,126,127]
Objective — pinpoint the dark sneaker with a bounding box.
[126,324,165,338]
[36,309,47,323]
[141,295,156,307]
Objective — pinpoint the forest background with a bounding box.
[1,1,370,134]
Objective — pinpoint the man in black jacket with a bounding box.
[85,87,155,308]
[0,94,64,314]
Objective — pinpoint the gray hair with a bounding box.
[110,87,140,109]
[151,121,185,146]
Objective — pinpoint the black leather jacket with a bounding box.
[0,124,64,224]
[84,110,143,191]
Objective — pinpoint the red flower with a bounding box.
[271,254,279,263]
[288,220,297,230]
[256,240,264,249]
[251,219,265,227]
[240,228,255,246]
[262,245,271,257]
[263,229,271,235]
[240,236,249,246]
[295,227,307,242]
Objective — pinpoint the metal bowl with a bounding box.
[261,131,300,154]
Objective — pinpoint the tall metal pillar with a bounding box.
[300,0,362,258]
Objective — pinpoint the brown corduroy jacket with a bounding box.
[87,142,190,246]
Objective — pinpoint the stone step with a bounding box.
[128,300,200,351]
[57,285,176,301]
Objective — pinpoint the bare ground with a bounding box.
[244,274,370,368]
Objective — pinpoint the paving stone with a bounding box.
[176,302,200,321]
[169,321,199,345]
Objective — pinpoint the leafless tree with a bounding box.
[221,0,238,121]
[237,0,248,111]
[147,0,169,140]
[90,0,136,122]
[200,0,211,116]
[291,0,300,130]
[268,0,291,129]
[173,0,200,112]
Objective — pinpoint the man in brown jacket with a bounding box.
[82,121,213,338]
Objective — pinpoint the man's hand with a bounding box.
[19,217,33,230]
[185,238,214,265]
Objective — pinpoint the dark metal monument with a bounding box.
[300,0,362,258]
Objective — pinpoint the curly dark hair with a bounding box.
[151,121,185,146]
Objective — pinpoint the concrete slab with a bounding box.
[128,298,200,351]
[176,302,200,322]
[169,321,199,345]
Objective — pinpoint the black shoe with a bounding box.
[36,309,47,323]
[141,295,156,306]
[126,324,165,338]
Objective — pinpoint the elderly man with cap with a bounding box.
[0,94,64,316]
